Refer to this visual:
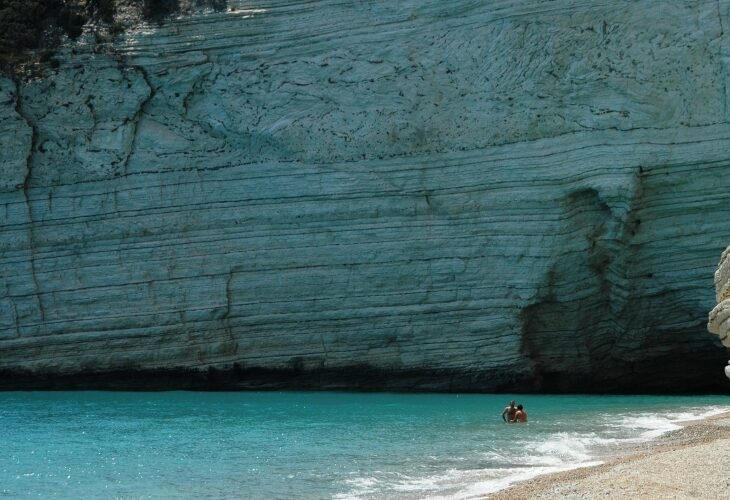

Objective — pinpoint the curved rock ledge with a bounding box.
[2,0,730,391]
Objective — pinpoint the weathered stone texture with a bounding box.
[1,0,729,391]
[708,246,730,379]
[708,247,730,346]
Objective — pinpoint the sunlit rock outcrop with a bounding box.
[708,248,730,348]
[1,0,730,391]
[707,247,730,379]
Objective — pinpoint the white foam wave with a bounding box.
[673,406,730,421]
[451,462,603,499]
[333,476,380,499]
[335,456,607,500]
[610,405,730,440]
[525,432,619,465]
[336,465,594,500]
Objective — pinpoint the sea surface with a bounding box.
[2,392,729,499]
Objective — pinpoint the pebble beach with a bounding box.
[489,411,730,499]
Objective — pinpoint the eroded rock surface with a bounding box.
[1,0,729,391]
[707,247,730,357]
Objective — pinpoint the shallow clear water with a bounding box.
[2,392,729,499]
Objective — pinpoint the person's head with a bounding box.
[517,404,523,410]
[509,400,516,407]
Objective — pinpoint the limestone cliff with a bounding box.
[2,0,730,392]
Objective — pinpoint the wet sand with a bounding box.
[488,411,730,499]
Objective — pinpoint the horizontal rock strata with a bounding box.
[1,0,730,391]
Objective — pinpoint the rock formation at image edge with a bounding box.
[707,247,730,379]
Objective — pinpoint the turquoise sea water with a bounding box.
[2,392,729,499]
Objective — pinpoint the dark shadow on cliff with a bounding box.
[0,363,727,393]
[520,188,623,390]
[518,177,729,393]
[0,0,227,76]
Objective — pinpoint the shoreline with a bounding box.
[487,410,730,499]
[1,367,729,393]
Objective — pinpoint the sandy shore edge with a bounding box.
[487,410,730,499]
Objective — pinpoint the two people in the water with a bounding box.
[501,400,528,423]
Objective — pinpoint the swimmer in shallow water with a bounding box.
[501,400,517,423]
[513,404,528,423]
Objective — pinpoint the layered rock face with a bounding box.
[2,0,730,391]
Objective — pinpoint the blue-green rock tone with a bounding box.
[1,0,730,391]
